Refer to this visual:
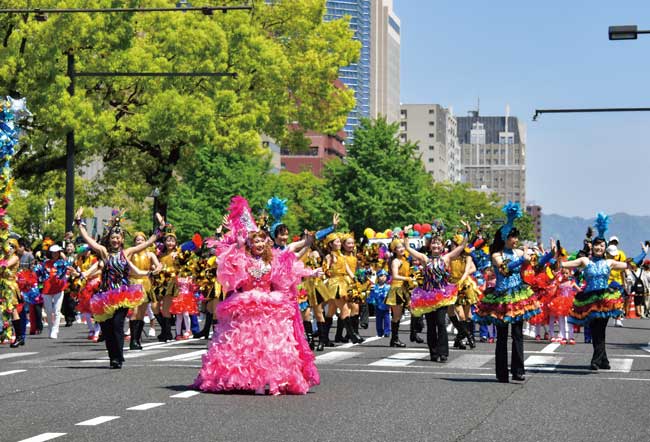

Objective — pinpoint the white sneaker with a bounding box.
[148,327,156,337]
[615,319,624,327]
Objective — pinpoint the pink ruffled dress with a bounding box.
[192,245,319,395]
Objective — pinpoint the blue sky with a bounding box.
[394,0,650,217]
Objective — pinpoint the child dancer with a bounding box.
[367,270,391,337]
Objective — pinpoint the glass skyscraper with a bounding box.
[325,0,371,142]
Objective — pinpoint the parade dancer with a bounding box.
[1,239,24,347]
[38,244,69,339]
[75,207,165,369]
[448,234,480,349]
[386,238,412,347]
[564,213,647,370]
[404,220,470,363]
[129,232,162,349]
[193,196,320,395]
[474,203,541,382]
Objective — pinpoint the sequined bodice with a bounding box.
[101,251,129,290]
[241,257,272,291]
[421,257,448,291]
[495,249,524,291]
[583,258,611,292]
[329,252,348,277]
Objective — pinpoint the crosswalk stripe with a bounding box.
[540,343,561,353]
[154,350,207,362]
[369,352,430,367]
[446,354,493,369]
[0,352,38,361]
[608,358,633,373]
[79,350,167,363]
[525,355,562,371]
[17,432,67,442]
[315,351,361,364]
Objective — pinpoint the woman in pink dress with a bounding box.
[193,197,320,395]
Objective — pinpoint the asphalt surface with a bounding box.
[3,316,650,442]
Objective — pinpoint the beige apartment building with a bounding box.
[399,103,461,182]
[371,0,401,124]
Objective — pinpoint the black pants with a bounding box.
[425,308,448,358]
[359,302,369,328]
[496,321,524,380]
[590,317,609,366]
[61,292,77,324]
[100,308,128,363]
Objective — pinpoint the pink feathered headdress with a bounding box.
[226,196,258,236]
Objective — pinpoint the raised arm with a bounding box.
[75,207,108,260]
[608,259,628,271]
[560,257,589,270]
[401,226,429,264]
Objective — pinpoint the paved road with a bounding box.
[3,317,650,442]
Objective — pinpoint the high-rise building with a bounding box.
[457,108,527,205]
[371,0,400,124]
[325,1,371,139]
[399,104,461,183]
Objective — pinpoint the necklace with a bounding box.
[248,256,271,279]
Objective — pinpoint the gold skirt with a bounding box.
[326,276,351,300]
[303,278,333,305]
[386,285,410,306]
[455,279,480,306]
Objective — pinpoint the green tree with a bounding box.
[167,145,272,240]
[0,0,359,214]
[266,171,344,237]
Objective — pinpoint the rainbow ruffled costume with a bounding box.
[569,258,623,325]
[192,244,319,395]
[474,249,540,325]
[409,257,458,317]
[90,251,144,322]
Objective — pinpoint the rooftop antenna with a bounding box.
[505,104,510,132]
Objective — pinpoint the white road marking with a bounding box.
[123,337,202,351]
[524,355,562,371]
[540,343,561,353]
[369,352,430,367]
[0,352,38,360]
[17,433,67,442]
[75,416,120,426]
[640,345,650,354]
[170,390,200,399]
[608,358,633,373]
[446,354,494,369]
[315,351,361,364]
[0,369,26,376]
[126,402,165,411]
[79,350,167,362]
[154,350,207,362]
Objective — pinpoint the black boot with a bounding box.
[155,313,165,341]
[194,312,213,339]
[350,315,365,343]
[129,320,143,350]
[410,318,424,343]
[334,316,348,343]
[465,320,476,349]
[449,315,467,350]
[323,317,335,347]
[390,321,406,347]
[343,317,363,344]
[303,320,315,350]
[10,319,24,348]
[316,321,326,351]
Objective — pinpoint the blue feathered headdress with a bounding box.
[500,201,523,241]
[593,212,610,242]
[267,196,288,239]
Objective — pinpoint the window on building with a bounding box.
[428,158,434,163]
[429,133,434,138]
[400,109,407,117]
[429,121,435,126]
[429,109,435,114]
[429,145,434,151]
